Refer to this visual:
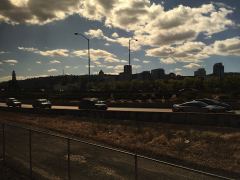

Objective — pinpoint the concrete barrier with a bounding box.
[0,106,240,128]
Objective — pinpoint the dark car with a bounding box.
[32,99,52,109]
[172,100,227,113]
[79,98,107,110]
[196,98,232,111]
[6,98,21,108]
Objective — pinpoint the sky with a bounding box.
[0,0,240,82]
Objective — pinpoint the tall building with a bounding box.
[120,65,132,80]
[213,63,224,78]
[12,70,16,81]
[151,68,165,79]
[194,68,206,77]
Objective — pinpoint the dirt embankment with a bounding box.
[0,111,239,177]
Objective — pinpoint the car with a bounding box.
[6,98,22,108]
[172,100,227,113]
[196,98,232,111]
[79,98,108,110]
[32,99,52,109]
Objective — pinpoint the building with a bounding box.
[12,70,16,81]
[119,65,132,80]
[213,63,224,79]
[137,71,151,80]
[98,70,104,81]
[151,68,165,79]
[194,68,206,77]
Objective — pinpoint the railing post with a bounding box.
[135,154,138,180]
[67,138,71,180]
[2,124,5,165]
[29,129,32,179]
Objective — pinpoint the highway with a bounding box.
[0,102,173,113]
[1,102,240,114]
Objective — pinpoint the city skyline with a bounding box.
[0,0,240,82]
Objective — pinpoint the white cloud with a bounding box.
[143,60,150,64]
[36,61,42,64]
[0,51,8,54]
[49,60,61,64]
[183,63,201,69]
[48,68,57,72]
[0,0,80,25]
[174,68,182,75]
[18,47,69,57]
[3,59,18,65]
[207,37,240,56]
[133,58,140,62]
[160,57,176,64]
[72,48,120,63]
[85,29,104,39]
[146,41,208,63]
[65,65,71,69]
[112,32,119,38]
[38,49,69,57]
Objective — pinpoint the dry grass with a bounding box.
[0,111,240,175]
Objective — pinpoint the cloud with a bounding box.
[0,0,79,25]
[85,29,104,39]
[38,49,69,57]
[160,57,176,64]
[65,65,71,69]
[3,59,18,65]
[112,32,119,38]
[36,61,42,64]
[49,60,61,64]
[183,63,201,69]
[133,58,140,62]
[48,68,57,72]
[143,60,150,64]
[72,48,120,63]
[146,41,208,63]
[207,37,240,56]
[0,51,8,54]
[18,47,69,57]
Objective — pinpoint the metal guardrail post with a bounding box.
[2,124,5,165]
[135,154,138,180]
[29,130,32,179]
[67,138,71,180]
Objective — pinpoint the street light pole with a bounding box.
[129,38,138,65]
[74,32,91,80]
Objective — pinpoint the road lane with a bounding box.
[1,102,240,114]
[0,102,172,112]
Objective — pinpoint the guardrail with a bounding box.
[0,122,235,180]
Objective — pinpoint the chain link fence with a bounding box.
[0,123,234,180]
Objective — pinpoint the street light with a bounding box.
[129,38,138,65]
[74,32,91,79]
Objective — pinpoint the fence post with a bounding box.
[29,129,32,179]
[2,124,5,165]
[67,138,71,180]
[135,154,138,180]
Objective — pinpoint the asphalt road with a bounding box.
[1,102,240,114]
[0,102,172,113]
[0,124,223,180]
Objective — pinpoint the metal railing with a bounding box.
[0,122,235,180]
